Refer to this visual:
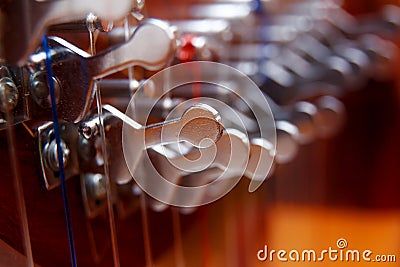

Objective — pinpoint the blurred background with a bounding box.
[141,0,400,266]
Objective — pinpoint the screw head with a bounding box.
[0,77,18,113]
[45,138,70,172]
[87,173,106,200]
[30,71,61,108]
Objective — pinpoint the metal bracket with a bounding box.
[81,173,141,219]
[81,173,108,219]
[37,121,80,190]
[26,19,176,123]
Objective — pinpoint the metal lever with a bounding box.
[96,76,317,146]
[245,138,275,181]
[173,128,249,174]
[145,128,250,211]
[28,19,176,123]
[38,102,222,190]
[160,128,249,179]
[182,96,299,166]
[181,136,275,196]
[193,138,274,181]
[103,103,223,184]
[161,136,275,208]
[0,0,134,65]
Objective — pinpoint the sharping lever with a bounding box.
[144,128,250,211]
[28,19,176,123]
[166,136,274,208]
[102,103,223,185]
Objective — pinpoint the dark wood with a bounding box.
[0,124,189,266]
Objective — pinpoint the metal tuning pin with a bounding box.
[27,19,176,123]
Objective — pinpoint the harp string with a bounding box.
[3,75,34,267]
[172,208,185,267]
[88,26,121,266]
[42,35,77,267]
